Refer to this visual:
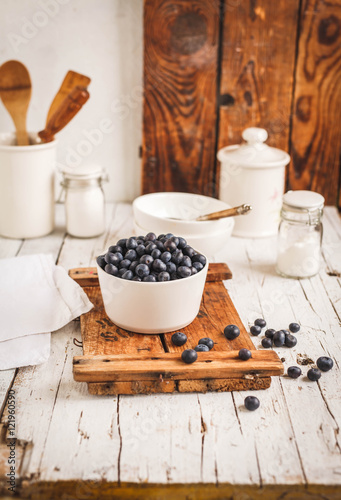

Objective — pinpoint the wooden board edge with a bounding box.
[87,376,271,395]
[15,480,341,500]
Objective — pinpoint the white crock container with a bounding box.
[0,133,57,239]
[217,127,290,237]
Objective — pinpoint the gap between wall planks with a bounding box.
[142,0,341,207]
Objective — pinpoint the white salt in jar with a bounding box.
[276,190,324,279]
[61,165,108,238]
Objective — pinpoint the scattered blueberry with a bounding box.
[285,334,297,348]
[171,332,187,346]
[224,324,240,340]
[250,325,262,336]
[289,323,300,333]
[198,338,214,350]
[265,329,276,339]
[281,329,291,336]
[273,330,286,347]
[181,349,198,364]
[261,338,272,349]
[316,356,333,372]
[307,368,321,381]
[195,344,210,352]
[244,396,260,411]
[287,366,302,379]
[238,348,252,360]
[254,318,266,328]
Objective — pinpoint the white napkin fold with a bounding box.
[0,254,93,370]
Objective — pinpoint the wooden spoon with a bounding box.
[38,86,90,143]
[46,70,91,124]
[169,204,252,221]
[0,60,31,145]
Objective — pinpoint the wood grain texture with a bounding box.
[142,0,220,195]
[217,0,299,159]
[69,263,232,287]
[73,351,284,383]
[289,0,341,206]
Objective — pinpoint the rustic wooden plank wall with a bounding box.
[142,0,341,207]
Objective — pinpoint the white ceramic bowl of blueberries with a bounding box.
[133,193,234,260]
[97,232,208,334]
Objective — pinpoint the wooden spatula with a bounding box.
[38,86,90,143]
[46,70,91,124]
[0,60,31,145]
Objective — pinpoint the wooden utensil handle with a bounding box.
[38,86,89,143]
[196,204,252,221]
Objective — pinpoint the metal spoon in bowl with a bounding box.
[169,203,252,222]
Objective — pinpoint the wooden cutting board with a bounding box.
[70,264,284,395]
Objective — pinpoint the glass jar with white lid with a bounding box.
[61,164,108,238]
[276,190,325,279]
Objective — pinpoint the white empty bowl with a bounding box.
[133,193,234,259]
[97,260,208,334]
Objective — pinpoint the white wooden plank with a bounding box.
[118,393,202,484]
[38,325,120,482]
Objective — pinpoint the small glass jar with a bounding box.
[276,190,324,279]
[61,165,108,238]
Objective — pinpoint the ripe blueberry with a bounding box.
[265,329,276,339]
[307,368,321,381]
[181,349,198,364]
[244,396,260,411]
[254,318,266,328]
[224,324,240,340]
[287,366,302,379]
[238,348,252,360]
[250,325,262,336]
[316,356,333,372]
[285,334,297,348]
[171,332,187,346]
[289,322,300,333]
[198,337,214,350]
[195,344,210,352]
[261,338,272,349]
[273,330,286,347]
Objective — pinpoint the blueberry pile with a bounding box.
[250,319,299,349]
[97,233,207,282]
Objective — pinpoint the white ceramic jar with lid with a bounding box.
[217,127,290,237]
[61,164,108,238]
[276,190,324,279]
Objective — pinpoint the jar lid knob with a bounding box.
[242,127,268,144]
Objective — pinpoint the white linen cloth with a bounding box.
[0,254,93,370]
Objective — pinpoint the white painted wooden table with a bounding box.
[1,203,340,500]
